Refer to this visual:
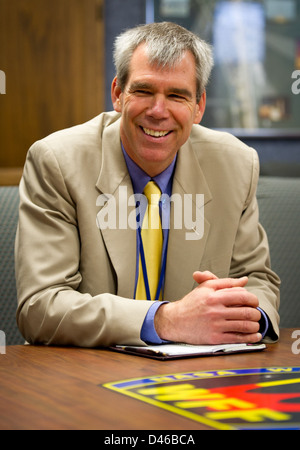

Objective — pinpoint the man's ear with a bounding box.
[111,76,122,112]
[193,91,206,124]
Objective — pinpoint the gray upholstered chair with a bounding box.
[257,176,300,328]
[0,186,23,344]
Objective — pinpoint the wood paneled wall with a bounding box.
[0,0,104,185]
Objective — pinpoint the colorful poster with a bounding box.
[104,367,300,430]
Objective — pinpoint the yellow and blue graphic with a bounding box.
[103,367,300,430]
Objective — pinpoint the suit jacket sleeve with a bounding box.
[15,139,153,348]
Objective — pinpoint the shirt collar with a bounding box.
[121,143,176,196]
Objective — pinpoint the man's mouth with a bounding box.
[141,127,171,138]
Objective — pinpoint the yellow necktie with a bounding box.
[135,181,163,300]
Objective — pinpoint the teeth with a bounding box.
[143,128,169,137]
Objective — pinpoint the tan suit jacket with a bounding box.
[15,111,280,347]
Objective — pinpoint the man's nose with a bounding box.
[146,95,169,120]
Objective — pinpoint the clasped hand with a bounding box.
[155,271,262,345]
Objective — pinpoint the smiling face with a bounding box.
[111,44,206,177]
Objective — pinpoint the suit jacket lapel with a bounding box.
[96,118,137,299]
[164,139,212,301]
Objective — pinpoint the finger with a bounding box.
[205,330,262,345]
[223,306,262,322]
[193,271,218,285]
[203,276,249,291]
[213,288,259,308]
[220,332,262,345]
[223,318,261,334]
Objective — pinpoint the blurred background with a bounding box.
[0,0,300,185]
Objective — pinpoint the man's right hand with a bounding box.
[154,272,262,345]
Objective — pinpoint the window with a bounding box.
[147,0,300,136]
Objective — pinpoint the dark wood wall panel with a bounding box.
[0,0,104,182]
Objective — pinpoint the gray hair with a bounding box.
[113,22,214,102]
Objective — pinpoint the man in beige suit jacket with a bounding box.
[15,23,280,348]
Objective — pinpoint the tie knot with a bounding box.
[144,181,161,205]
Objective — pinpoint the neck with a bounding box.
[123,148,176,177]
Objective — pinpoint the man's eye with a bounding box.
[169,94,185,100]
[135,90,151,95]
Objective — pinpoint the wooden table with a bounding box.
[0,328,299,430]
